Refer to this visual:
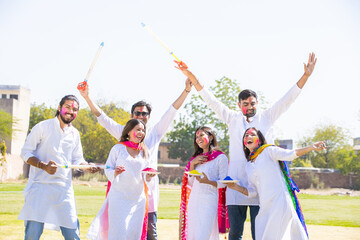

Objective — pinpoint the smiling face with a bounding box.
[238,96,258,118]
[128,123,146,143]
[131,106,150,124]
[58,100,79,124]
[243,128,260,151]
[195,130,212,151]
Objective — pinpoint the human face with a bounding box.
[238,96,258,118]
[58,100,79,124]
[131,106,150,124]
[243,128,260,151]
[128,123,146,143]
[195,130,212,152]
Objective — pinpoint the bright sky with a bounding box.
[1,0,359,145]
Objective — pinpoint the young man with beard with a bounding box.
[18,95,99,240]
[79,79,192,240]
[176,53,317,240]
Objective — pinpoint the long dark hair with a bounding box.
[120,119,148,158]
[242,127,267,160]
[192,126,221,157]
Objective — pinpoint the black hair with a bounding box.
[55,95,80,117]
[131,100,152,115]
[192,126,221,157]
[238,89,257,103]
[242,127,267,160]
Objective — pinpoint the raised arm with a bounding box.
[172,78,193,110]
[297,52,317,89]
[295,141,326,157]
[78,84,102,117]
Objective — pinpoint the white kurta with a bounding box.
[187,154,228,240]
[245,146,307,240]
[18,117,86,230]
[87,144,149,240]
[198,84,301,206]
[97,105,177,212]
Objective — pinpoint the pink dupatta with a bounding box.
[179,150,228,240]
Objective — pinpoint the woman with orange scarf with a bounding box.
[179,126,228,240]
[226,127,326,240]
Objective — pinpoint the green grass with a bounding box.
[0,183,359,239]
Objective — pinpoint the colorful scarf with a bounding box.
[248,144,308,237]
[179,150,228,240]
[119,141,143,150]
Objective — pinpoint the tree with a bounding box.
[298,124,352,169]
[29,103,56,132]
[167,76,259,162]
[0,110,13,140]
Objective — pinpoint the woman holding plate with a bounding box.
[179,126,228,240]
[87,119,155,240]
[226,127,326,240]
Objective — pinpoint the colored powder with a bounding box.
[142,167,157,172]
[189,170,202,175]
[223,176,233,181]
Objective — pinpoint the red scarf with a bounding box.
[179,150,228,239]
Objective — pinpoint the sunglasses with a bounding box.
[134,111,149,117]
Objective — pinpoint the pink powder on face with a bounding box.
[71,101,75,108]
[244,139,248,146]
[133,131,137,139]
[60,107,68,115]
[196,131,201,137]
[254,137,259,145]
[242,107,247,115]
[202,135,209,144]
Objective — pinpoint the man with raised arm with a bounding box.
[79,79,192,240]
[176,53,317,240]
[18,95,99,240]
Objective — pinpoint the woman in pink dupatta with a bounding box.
[87,119,155,240]
[179,126,229,240]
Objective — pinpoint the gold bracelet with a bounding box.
[184,89,190,93]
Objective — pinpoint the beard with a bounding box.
[245,109,256,118]
[59,113,75,124]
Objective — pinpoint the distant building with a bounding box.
[277,139,293,150]
[0,85,31,155]
[158,142,185,166]
[0,85,30,180]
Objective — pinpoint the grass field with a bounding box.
[1,182,359,239]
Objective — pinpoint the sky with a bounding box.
[1,0,360,145]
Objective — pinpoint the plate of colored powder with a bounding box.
[220,176,239,183]
[185,169,203,176]
[141,167,160,175]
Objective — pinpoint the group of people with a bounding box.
[18,52,326,240]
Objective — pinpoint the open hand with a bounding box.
[304,52,317,77]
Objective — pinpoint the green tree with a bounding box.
[29,103,56,132]
[0,110,13,140]
[298,124,351,169]
[72,102,130,163]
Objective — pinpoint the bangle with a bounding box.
[37,161,41,169]
[194,80,200,86]
[184,89,190,93]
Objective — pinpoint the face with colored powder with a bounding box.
[243,128,260,151]
[238,96,258,118]
[195,130,211,151]
[58,100,79,124]
[132,106,150,124]
[128,123,146,143]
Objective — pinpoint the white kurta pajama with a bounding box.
[18,118,86,230]
[87,144,149,240]
[186,154,228,240]
[246,146,307,240]
[198,84,302,206]
[97,105,178,213]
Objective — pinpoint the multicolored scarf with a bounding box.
[179,150,228,240]
[248,144,308,237]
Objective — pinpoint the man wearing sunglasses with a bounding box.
[79,79,192,240]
